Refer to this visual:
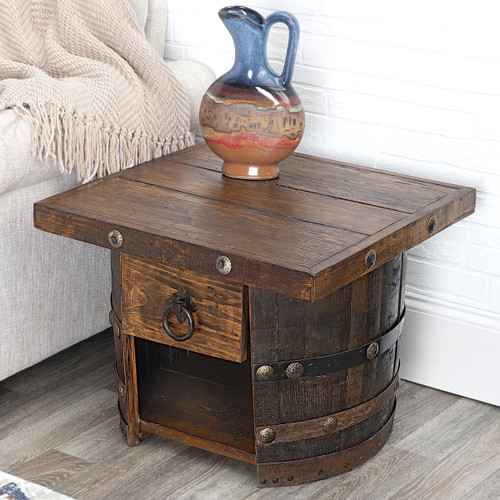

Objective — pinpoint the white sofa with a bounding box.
[0,1,213,381]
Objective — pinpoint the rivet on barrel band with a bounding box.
[118,384,125,399]
[258,427,276,444]
[365,249,376,269]
[366,342,380,360]
[285,362,304,379]
[256,365,275,382]
[323,416,338,433]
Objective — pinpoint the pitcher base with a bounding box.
[222,162,279,180]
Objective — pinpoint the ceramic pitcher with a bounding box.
[199,6,305,180]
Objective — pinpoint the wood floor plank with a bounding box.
[56,436,190,499]
[0,354,115,440]
[3,329,113,394]
[55,417,123,463]
[390,417,500,500]
[6,449,90,491]
[314,447,433,500]
[466,469,500,500]
[0,389,116,469]
[1,330,497,499]
[394,397,500,460]
[388,380,460,444]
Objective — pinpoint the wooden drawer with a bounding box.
[121,254,248,362]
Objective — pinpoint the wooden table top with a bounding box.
[34,143,475,301]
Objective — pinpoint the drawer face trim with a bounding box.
[121,254,247,362]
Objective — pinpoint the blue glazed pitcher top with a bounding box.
[218,6,299,89]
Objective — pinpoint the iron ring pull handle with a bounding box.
[162,286,198,342]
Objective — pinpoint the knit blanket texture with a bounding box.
[0,0,192,182]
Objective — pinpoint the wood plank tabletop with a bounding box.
[34,143,475,301]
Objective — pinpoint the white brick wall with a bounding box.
[164,0,500,319]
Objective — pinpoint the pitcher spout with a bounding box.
[218,6,265,29]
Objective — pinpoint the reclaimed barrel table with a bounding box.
[34,143,475,487]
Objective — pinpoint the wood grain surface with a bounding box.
[34,143,475,301]
[1,330,498,499]
[250,257,404,475]
[121,253,247,363]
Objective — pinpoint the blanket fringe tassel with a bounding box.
[10,102,194,183]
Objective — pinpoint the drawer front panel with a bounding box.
[121,254,247,362]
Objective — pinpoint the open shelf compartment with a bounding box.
[137,340,256,464]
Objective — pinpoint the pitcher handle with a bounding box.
[263,11,300,87]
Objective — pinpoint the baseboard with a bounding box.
[399,292,500,407]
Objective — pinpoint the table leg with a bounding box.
[110,250,141,446]
[122,332,141,446]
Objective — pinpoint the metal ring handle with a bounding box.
[162,304,195,342]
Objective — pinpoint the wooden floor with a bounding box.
[0,330,498,500]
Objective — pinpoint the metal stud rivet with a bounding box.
[108,229,123,248]
[272,478,279,484]
[366,342,380,360]
[365,249,376,269]
[260,479,266,485]
[118,385,125,398]
[344,463,349,468]
[215,255,232,275]
[428,214,437,234]
[285,362,304,379]
[323,416,338,433]
[257,427,276,444]
[112,323,121,339]
[287,476,293,482]
[318,470,324,476]
[256,365,275,382]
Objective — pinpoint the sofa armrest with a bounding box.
[0,110,61,197]
[166,60,214,137]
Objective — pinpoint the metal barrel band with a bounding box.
[109,307,120,329]
[255,368,399,446]
[114,361,125,387]
[254,310,405,382]
[257,401,396,487]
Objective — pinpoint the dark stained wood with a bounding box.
[122,331,140,446]
[31,143,477,488]
[257,408,395,487]
[254,370,398,444]
[250,257,404,473]
[120,161,402,234]
[310,188,475,300]
[139,359,255,464]
[110,250,121,321]
[34,143,475,302]
[121,253,247,363]
[161,144,464,208]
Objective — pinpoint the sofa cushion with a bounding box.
[128,0,167,57]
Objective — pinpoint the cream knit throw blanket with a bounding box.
[0,0,193,182]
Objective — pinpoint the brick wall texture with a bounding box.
[165,0,500,315]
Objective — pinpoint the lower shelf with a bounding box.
[138,354,256,464]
